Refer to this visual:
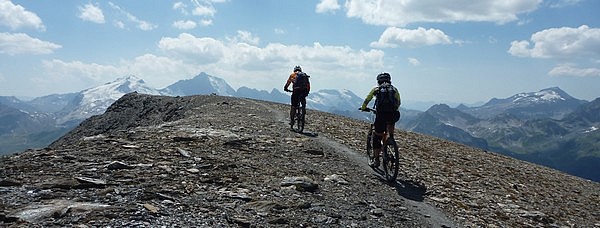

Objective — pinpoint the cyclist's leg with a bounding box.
[300,90,307,116]
[372,114,386,166]
[386,110,400,139]
[290,91,299,126]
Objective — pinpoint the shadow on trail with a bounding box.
[291,129,319,137]
[372,168,427,202]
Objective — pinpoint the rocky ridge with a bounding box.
[1,93,598,227]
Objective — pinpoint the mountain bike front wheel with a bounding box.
[382,138,399,182]
[366,130,373,163]
[294,108,305,133]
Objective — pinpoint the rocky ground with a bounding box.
[1,93,599,227]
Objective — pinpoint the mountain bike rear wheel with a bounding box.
[382,138,399,182]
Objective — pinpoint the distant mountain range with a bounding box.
[1,74,598,182]
[0,73,391,154]
[406,87,599,182]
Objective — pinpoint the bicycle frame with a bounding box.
[363,107,399,182]
[286,90,306,133]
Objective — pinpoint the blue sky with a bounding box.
[1,0,599,106]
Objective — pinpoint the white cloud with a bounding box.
[548,0,583,8]
[344,0,541,26]
[0,0,45,31]
[42,59,122,83]
[108,2,157,31]
[114,20,125,29]
[36,32,386,95]
[549,64,600,77]
[227,30,260,46]
[156,33,385,88]
[508,40,531,57]
[158,33,225,63]
[191,4,216,17]
[173,2,188,15]
[370,27,452,48]
[408,58,421,66]
[173,20,197,30]
[316,0,341,14]
[0,32,61,55]
[39,55,197,91]
[199,19,213,26]
[508,25,600,59]
[78,3,105,24]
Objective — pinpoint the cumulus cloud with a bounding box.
[173,20,197,30]
[371,27,452,48]
[0,0,45,31]
[78,3,105,24]
[42,59,122,83]
[227,30,260,45]
[508,25,600,59]
[549,64,600,77]
[158,33,382,68]
[43,31,385,93]
[316,0,341,14]
[39,55,197,92]
[192,4,216,17]
[158,33,226,63]
[0,32,61,55]
[173,2,188,15]
[173,0,221,28]
[345,0,541,26]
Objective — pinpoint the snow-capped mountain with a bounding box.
[160,72,236,96]
[459,87,587,120]
[56,75,161,125]
[307,89,363,112]
[407,95,600,182]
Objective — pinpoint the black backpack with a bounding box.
[294,72,310,89]
[375,84,398,112]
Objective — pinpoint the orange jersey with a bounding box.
[284,72,310,92]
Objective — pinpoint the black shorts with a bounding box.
[374,110,400,134]
[291,88,308,107]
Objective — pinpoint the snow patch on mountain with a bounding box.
[513,89,566,103]
[57,75,161,124]
[307,89,362,112]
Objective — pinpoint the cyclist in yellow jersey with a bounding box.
[360,72,401,167]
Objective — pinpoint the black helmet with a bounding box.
[294,66,302,72]
[376,72,391,84]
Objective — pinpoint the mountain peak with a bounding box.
[160,72,235,96]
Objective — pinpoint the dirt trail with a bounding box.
[248,98,460,227]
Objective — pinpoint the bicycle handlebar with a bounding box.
[359,107,377,113]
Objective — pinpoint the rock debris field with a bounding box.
[1,93,599,227]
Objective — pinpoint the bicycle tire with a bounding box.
[382,138,399,182]
[294,107,305,133]
[366,131,373,162]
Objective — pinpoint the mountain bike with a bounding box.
[285,89,306,133]
[361,107,399,182]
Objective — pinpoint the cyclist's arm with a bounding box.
[394,88,401,110]
[360,87,377,110]
[283,73,295,91]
